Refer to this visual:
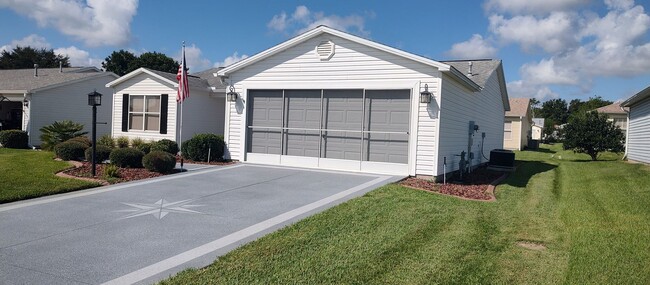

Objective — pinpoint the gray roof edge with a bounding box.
[30,72,118,93]
[622,85,650,107]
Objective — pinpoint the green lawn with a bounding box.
[0,148,98,203]
[161,144,650,285]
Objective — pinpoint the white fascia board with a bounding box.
[622,85,650,107]
[105,68,176,88]
[216,26,480,92]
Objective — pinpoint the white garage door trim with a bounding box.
[243,88,414,176]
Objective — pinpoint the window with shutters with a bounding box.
[129,95,160,131]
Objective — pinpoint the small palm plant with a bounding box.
[39,120,88,150]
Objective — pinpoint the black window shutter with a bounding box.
[121,94,129,132]
[160,94,168,134]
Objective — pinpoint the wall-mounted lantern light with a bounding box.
[420,84,432,104]
[227,86,238,102]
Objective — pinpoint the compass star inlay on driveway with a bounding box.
[117,198,203,219]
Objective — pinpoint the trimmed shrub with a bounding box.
[116,136,130,148]
[182,134,225,162]
[97,134,115,148]
[103,164,120,179]
[39,120,87,150]
[67,136,92,148]
[0,130,29,149]
[109,148,144,168]
[54,141,87,161]
[130,137,145,148]
[84,145,112,162]
[150,139,179,155]
[142,151,176,173]
[137,142,152,154]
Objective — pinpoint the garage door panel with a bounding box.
[322,132,361,160]
[364,90,410,163]
[247,90,283,154]
[285,130,320,157]
[284,90,320,157]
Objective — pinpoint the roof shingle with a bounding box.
[0,67,109,93]
[505,98,531,117]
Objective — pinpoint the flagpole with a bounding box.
[179,42,185,172]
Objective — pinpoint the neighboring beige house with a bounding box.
[594,102,628,132]
[504,98,532,150]
[0,66,117,147]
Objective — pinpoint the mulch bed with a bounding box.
[62,162,179,184]
[175,155,237,166]
[400,168,506,201]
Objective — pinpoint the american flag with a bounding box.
[176,45,189,103]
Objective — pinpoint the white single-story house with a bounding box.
[621,86,650,164]
[215,26,510,177]
[503,98,532,150]
[0,66,117,147]
[531,118,544,140]
[594,101,628,133]
[105,67,226,143]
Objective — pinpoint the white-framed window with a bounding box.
[129,95,161,131]
[504,121,512,140]
[613,118,626,129]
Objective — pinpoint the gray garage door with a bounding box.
[247,89,410,165]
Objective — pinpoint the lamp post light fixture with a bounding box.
[420,84,432,104]
[87,90,102,177]
[227,86,238,102]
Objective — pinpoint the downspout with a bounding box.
[621,105,629,160]
[23,92,32,147]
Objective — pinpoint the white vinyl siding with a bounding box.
[436,71,505,176]
[28,75,115,146]
[627,97,650,164]
[225,34,442,176]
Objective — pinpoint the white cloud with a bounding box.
[581,4,650,50]
[268,6,369,36]
[605,0,635,10]
[489,12,578,53]
[54,46,102,67]
[180,44,212,73]
[507,80,560,101]
[446,34,497,58]
[0,0,138,47]
[214,52,249,68]
[0,34,51,52]
[484,0,588,14]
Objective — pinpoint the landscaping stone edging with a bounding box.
[55,160,109,186]
[403,172,509,202]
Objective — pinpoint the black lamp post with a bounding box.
[88,90,102,177]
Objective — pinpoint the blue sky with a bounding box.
[1,0,649,102]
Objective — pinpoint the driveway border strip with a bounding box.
[101,174,391,285]
[0,165,245,213]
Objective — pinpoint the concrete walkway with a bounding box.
[0,164,400,284]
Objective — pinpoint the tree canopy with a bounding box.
[538,99,568,125]
[102,50,179,76]
[562,111,624,160]
[0,46,70,69]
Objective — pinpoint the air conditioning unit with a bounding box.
[490,149,515,168]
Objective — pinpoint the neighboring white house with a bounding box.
[0,66,117,147]
[594,101,628,133]
[105,68,226,143]
[503,98,532,150]
[215,26,510,177]
[531,118,544,140]
[622,86,650,164]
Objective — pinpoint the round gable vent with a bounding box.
[315,40,335,61]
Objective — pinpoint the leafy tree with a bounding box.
[530,98,541,118]
[39,120,88,150]
[101,50,137,76]
[538,98,568,124]
[102,50,179,76]
[0,46,70,69]
[130,52,179,74]
[568,96,612,119]
[562,111,624,160]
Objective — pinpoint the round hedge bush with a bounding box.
[142,151,176,173]
[109,148,144,168]
[0,130,29,149]
[182,134,225,162]
[84,145,112,162]
[150,139,179,155]
[66,136,92,148]
[137,142,152,154]
[54,141,87,161]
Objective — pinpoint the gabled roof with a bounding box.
[622,85,650,107]
[216,25,481,92]
[532,118,545,127]
[595,102,628,114]
[443,59,510,111]
[105,67,211,91]
[505,98,531,118]
[193,67,226,92]
[0,67,116,94]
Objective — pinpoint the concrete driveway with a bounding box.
[0,164,400,285]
